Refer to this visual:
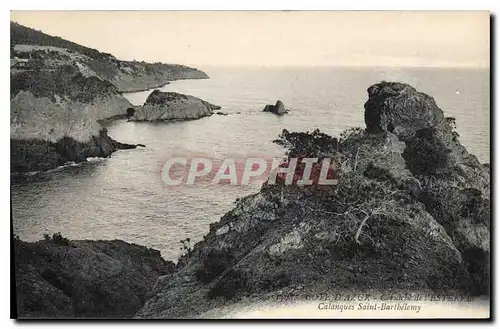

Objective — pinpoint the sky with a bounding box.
[10,11,490,68]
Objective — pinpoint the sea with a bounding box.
[11,66,490,261]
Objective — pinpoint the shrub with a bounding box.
[273,129,338,158]
[43,232,70,246]
[338,127,366,154]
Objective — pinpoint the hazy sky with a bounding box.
[11,11,490,68]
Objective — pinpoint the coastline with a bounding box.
[10,22,213,175]
[117,74,210,94]
[118,82,171,94]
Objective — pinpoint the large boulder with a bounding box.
[131,90,220,121]
[14,237,175,318]
[364,82,444,139]
[263,100,288,115]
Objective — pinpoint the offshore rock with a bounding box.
[131,90,220,121]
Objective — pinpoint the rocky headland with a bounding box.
[131,90,221,122]
[10,22,208,92]
[13,81,490,318]
[10,64,143,174]
[14,234,174,318]
[133,82,489,318]
[10,22,211,174]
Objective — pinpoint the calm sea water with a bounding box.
[11,67,490,260]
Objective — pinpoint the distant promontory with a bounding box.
[10,22,211,173]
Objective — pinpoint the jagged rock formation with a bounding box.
[131,90,220,121]
[11,129,143,174]
[10,22,208,92]
[263,100,288,115]
[135,82,489,318]
[14,236,175,318]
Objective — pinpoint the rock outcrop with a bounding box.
[14,235,175,318]
[131,90,220,121]
[364,82,490,293]
[364,82,444,139]
[134,82,489,318]
[263,100,288,115]
[10,22,209,173]
[11,128,143,174]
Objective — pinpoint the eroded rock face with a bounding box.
[10,66,133,143]
[136,82,489,319]
[131,90,220,121]
[11,129,142,174]
[363,83,490,290]
[11,22,209,93]
[14,238,175,318]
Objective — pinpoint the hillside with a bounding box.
[10,22,210,173]
[10,21,209,92]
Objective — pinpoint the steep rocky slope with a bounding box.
[10,65,141,173]
[10,22,210,173]
[14,235,174,318]
[131,90,220,121]
[135,82,489,318]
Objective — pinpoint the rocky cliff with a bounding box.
[14,235,175,318]
[10,22,210,173]
[131,90,220,121]
[10,65,141,173]
[134,82,489,318]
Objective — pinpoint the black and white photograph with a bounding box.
[9,10,491,319]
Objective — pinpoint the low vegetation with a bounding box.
[43,232,70,246]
